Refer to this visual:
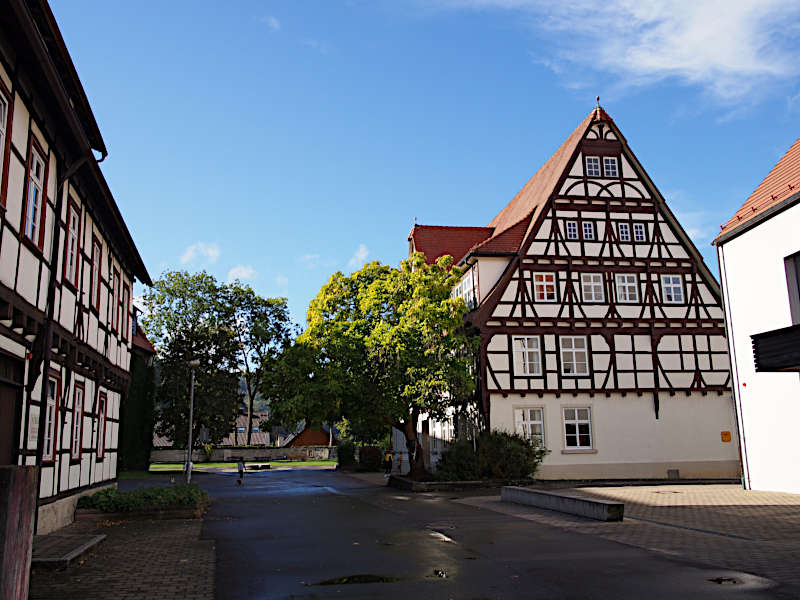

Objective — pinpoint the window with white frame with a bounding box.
[533,273,556,302]
[565,221,578,240]
[71,386,83,459]
[563,407,592,448]
[97,394,106,459]
[513,336,542,375]
[0,94,7,184]
[515,407,545,446]
[615,273,639,303]
[582,221,595,240]
[43,377,58,461]
[603,156,618,177]
[122,284,130,340]
[661,275,684,304]
[462,270,476,308]
[24,147,46,244]
[64,204,80,285]
[633,222,647,242]
[91,240,101,310]
[617,222,630,242]
[581,273,604,302]
[560,336,589,376]
[585,156,600,177]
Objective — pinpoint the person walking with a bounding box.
[237,458,245,485]
[383,450,393,477]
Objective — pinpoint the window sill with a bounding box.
[561,448,597,455]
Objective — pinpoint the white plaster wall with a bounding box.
[719,202,800,493]
[476,257,510,303]
[490,391,739,478]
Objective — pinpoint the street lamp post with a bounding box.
[186,359,201,484]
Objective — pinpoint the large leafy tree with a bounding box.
[291,254,477,477]
[141,271,241,448]
[224,282,294,445]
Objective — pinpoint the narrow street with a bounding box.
[197,469,794,599]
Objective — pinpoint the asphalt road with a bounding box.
[196,469,793,599]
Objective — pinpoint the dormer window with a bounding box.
[585,156,601,177]
[603,157,618,177]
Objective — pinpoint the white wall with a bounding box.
[719,202,800,493]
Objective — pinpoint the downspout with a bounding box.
[33,153,92,532]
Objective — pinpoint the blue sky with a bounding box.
[51,1,800,324]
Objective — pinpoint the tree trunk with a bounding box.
[403,415,428,480]
[328,425,333,447]
[246,389,254,446]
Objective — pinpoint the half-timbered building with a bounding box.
[715,134,800,494]
[407,105,740,479]
[0,0,150,532]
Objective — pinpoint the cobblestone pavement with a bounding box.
[29,518,214,600]
[458,484,800,588]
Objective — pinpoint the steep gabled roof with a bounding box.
[715,135,800,243]
[409,225,494,265]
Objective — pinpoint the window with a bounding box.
[97,394,107,459]
[43,377,59,461]
[633,223,647,242]
[615,273,639,303]
[0,93,7,200]
[581,273,605,302]
[515,407,545,446]
[24,145,46,246]
[513,336,542,375]
[560,336,589,376]
[585,156,601,177]
[63,202,80,286]
[91,239,102,311]
[111,269,120,331]
[237,426,246,433]
[462,270,476,309]
[617,222,630,242]
[785,251,800,324]
[121,283,130,341]
[661,275,684,304]
[565,221,578,240]
[563,407,592,448]
[603,156,618,177]
[252,426,260,433]
[71,385,84,459]
[533,273,556,302]
[582,221,595,240]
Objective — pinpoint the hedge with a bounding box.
[77,484,208,513]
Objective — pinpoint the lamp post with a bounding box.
[186,359,201,483]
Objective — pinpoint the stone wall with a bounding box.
[150,446,337,464]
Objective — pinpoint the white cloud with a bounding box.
[275,274,289,290]
[180,242,220,265]
[227,265,257,283]
[347,244,369,269]
[430,0,800,104]
[262,15,281,31]
[300,253,322,269]
[302,38,330,54]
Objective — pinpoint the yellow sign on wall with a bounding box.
[721,431,732,443]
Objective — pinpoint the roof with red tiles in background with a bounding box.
[408,107,610,263]
[409,225,494,264]
[715,135,800,242]
[132,327,156,355]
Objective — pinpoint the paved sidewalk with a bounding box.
[29,517,214,600]
[459,484,800,588]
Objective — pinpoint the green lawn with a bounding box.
[148,459,337,472]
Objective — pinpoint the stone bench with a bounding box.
[501,486,624,522]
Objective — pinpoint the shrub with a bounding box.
[76,484,208,513]
[202,444,213,462]
[357,445,382,472]
[337,439,356,468]
[435,431,548,482]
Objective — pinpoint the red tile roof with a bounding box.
[132,328,156,355]
[469,214,531,255]
[285,427,337,447]
[409,225,494,264]
[715,135,800,241]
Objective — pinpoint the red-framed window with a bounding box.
[121,282,130,341]
[0,80,12,207]
[90,237,102,311]
[112,269,120,332]
[71,383,84,459]
[63,198,81,287]
[97,392,107,459]
[22,135,48,250]
[43,375,60,462]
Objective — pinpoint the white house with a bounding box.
[406,106,740,480]
[0,0,150,532]
[714,135,800,494]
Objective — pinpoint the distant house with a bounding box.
[283,426,337,447]
[714,135,800,494]
[221,412,271,447]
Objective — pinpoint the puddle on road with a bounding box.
[310,574,403,586]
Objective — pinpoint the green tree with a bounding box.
[141,271,241,449]
[223,282,294,445]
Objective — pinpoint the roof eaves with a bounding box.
[714,190,800,246]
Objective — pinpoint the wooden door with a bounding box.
[0,382,19,465]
